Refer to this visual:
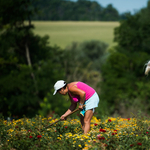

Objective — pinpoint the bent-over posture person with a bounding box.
[53,80,99,134]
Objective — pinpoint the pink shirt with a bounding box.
[68,82,95,103]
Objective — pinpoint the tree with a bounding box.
[32,0,119,21]
[0,0,65,117]
[100,0,150,116]
[102,4,119,21]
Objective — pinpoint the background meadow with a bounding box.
[33,21,119,49]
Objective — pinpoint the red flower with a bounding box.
[112,133,117,135]
[108,119,111,122]
[28,129,32,132]
[114,130,117,132]
[146,132,149,134]
[37,135,42,138]
[29,136,33,138]
[94,123,98,126]
[98,136,105,140]
[65,126,68,128]
[15,126,18,128]
[130,144,134,147]
[104,144,107,147]
[97,135,107,141]
[137,143,142,146]
[99,129,106,132]
[127,118,130,121]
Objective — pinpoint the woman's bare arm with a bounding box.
[69,86,85,105]
[61,96,77,119]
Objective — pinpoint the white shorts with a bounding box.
[80,92,99,116]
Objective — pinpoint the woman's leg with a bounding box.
[83,109,94,134]
[80,115,85,131]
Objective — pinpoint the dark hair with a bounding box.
[63,82,67,89]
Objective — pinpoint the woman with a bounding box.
[53,80,99,134]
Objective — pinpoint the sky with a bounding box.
[94,0,148,14]
[72,0,149,14]
[91,0,148,14]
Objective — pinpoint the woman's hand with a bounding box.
[60,115,66,120]
[79,105,83,110]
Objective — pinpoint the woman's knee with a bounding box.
[84,116,92,124]
[84,119,90,125]
[84,109,94,123]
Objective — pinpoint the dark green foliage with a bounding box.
[0,32,65,117]
[100,0,150,116]
[0,0,65,117]
[102,4,119,21]
[32,0,120,21]
[0,0,34,26]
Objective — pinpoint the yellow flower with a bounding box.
[131,132,134,135]
[83,147,88,150]
[78,144,82,148]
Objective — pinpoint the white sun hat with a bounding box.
[145,60,150,75]
[53,80,66,95]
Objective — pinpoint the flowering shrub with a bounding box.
[0,115,150,149]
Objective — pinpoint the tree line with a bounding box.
[32,0,129,21]
[0,0,150,118]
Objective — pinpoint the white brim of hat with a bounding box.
[53,90,57,95]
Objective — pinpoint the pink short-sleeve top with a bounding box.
[68,82,95,103]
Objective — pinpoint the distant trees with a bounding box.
[102,4,119,21]
[32,0,120,21]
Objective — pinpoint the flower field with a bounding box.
[1,114,150,150]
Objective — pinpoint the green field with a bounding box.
[33,21,119,49]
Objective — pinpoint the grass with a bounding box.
[32,21,119,49]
